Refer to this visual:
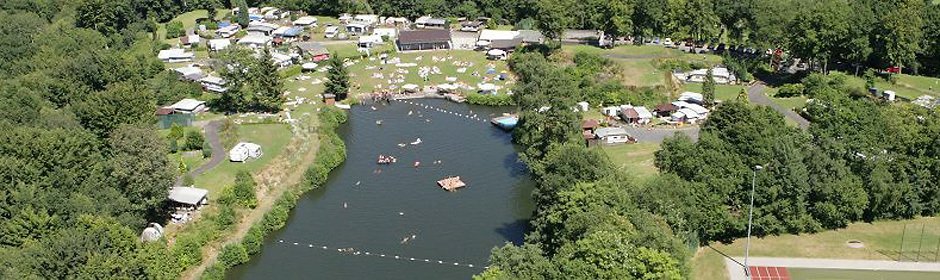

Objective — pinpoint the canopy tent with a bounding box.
[168,187,209,206]
[302,62,318,70]
[487,49,506,56]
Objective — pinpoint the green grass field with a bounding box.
[789,268,940,280]
[562,45,723,87]
[837,71,939,100]
[694,217,940,280]
[601,142,661,182]
[194,123,292,197]
[681,83,745,103]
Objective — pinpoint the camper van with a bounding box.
[324,26,340,38]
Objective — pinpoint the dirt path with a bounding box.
[175,120,223,187]
[180,116,322,280]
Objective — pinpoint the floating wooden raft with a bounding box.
[437,176,467,192]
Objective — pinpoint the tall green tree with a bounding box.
[535,0,571,40]
[702,68,715,105]
[682,0,720,41]
[236,0,250,27]
[876,0,925,73]
[324,54,350,101]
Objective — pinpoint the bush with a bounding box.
[185,130,206,151]
[169,139,179,153]
[217,185,236,206]
[466,93,515,106]
[242,225,264,255]
[166,21,185,38]
[215,205,236,230]
[218,243,249,268]
[183,174,195,186]
[202,141,213,158]
[775,83,806,98]
[233,171,258,208]
[201,263,226,280]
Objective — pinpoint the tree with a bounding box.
[535,0,571,40]
[75,0,132,35]
[73,82,156,137]
[245,49,284,112]
[876,0,925,73]
[682,0,720,41]
[184,130,205,151]
[214,47,284,113]
[235,0,250,27]
[165,21,184,38]
[324,54,350,101]
[107,126,175,222]
[702,68,715,105]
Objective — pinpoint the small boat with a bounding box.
[413,161,420,168]
[411,138,422,145]
[376,120,383,125]
[408,110,413,116]
[397,143,407,147]
[371,106,377,111]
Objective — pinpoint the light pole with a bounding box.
[744,165,763,280]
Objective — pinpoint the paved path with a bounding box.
[623,126,699,143]
[725,257,940,280]
[174,120,223,186]
[747,83,810,129]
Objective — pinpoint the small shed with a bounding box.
[229,142,263,162]
[582,119,599,134]
[518,30,545,44]
[358,35,383,48]
[679,91,704,104]
[199,76,227,93]
[173,66,204,81]
[293,16,318,27]
[237,34,272,48]
[208,39,231,51]
[397,29,452,51]
[157,48,194,63]
[167,187,209,208]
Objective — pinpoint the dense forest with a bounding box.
[0,0,210,278]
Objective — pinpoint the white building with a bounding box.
[594,127,633,144]
[229,142,263,162]
[208,39,231,52]
[373,27,397,38]
[358,35,383,48]
[157,48,194,63]
[324,26,340,38]
[678,91,704,104]
[173,66,203,81]
[293,16,318,27]
[237,34,272,48]
[354,14,380,26]
[271,53,293,68]
[199,76,228,93]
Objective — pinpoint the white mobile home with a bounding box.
[157,48,194,63]
[594,127,634,144]
[237,34,272,48]
[169,98,207,114]
[229,142,263,162]
[217,25,240,38]
[199,76,228,93]
[208,39,231,51]
[293,16,318,27]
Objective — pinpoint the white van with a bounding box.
[324,26,340,38]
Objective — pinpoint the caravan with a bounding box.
[229,142,263,162]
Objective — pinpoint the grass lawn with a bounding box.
[837,71,938,100]
[694,216,940,280]
[169,151,208,176]
[769,95,809,111]
[562,45,723,88]
[337,47,513,97]
[601,142,661,182]
[194,123,292,197]
[789,268,940,280]
[156,9,230,43]
[682,83,745,103]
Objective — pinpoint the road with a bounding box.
[725,257,940,280]
[747,83,811,129]
[174,120,223,186]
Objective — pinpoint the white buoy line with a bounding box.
[394,100,489,124]
[276,239,486,269]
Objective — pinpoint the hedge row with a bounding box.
[465,93,516,106]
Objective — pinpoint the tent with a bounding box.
[302,62,318,71]
[401,84,419,92]
[486,48,507,59]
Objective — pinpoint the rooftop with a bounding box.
[398,29,451,45]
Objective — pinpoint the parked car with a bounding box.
[663,38,673,46]
[324,26,339,38]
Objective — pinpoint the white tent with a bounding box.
[478,83,497,94]
[684,103,710,116]
[271,53,293,67]
[479,29,520,41]
[634,106,654,119]
[373,27,397,38]
[679,91,704,104]
[229,142,263,162]
[302,62,318,70]
[487,49,507,56]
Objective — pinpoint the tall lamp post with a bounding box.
[744,165,763,280]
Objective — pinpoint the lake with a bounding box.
[228,99,534,279]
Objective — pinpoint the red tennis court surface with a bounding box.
[749,266,791,280]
